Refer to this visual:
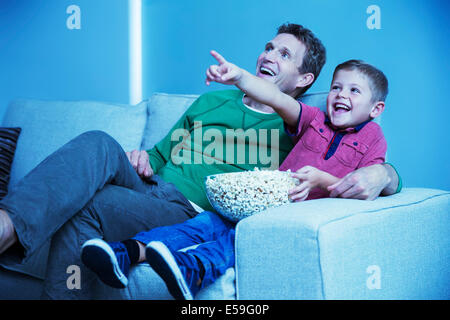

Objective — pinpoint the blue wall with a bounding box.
[143,0,450,191]
[0,0,130,121]
[1,1,449,191]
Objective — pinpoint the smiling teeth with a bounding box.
[260,67,275,76]
[335,103,350,110]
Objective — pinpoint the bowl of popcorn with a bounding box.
[205,168,298,222]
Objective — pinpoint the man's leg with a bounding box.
[0,130,150,278]
[42,181,197,299]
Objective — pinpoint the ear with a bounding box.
[370,101,385,119]
[296,72,315,89]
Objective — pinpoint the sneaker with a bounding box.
[145,241,202,300]
[81,238,130,288]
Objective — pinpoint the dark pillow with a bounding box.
[0,127,21,200]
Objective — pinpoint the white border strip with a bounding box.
[129,0,142,105]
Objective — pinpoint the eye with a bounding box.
[265,44,273,52]
[351,87,361,94]
[331,85,340,91]
[281,50,290,59]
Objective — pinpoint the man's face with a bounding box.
[256,33,307,97]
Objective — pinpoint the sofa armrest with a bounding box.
[235,188,450,299]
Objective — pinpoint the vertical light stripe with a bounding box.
[129,0,142,105]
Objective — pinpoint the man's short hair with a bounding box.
[333,59,389,102]
[277,23,326,97]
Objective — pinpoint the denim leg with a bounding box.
[0,130,150,277]
[132,211,235,252]
[187,229,236,288]
[42,182,197,299]
[132,211,236,291]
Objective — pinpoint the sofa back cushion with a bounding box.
[2,99,147,188]
[141,93,199,150]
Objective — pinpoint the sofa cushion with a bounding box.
[2,99,147,188]
[300,92,328,111]
[141,93,199,150]
[0,127,21,199]
[94,263,236,300]
[235,187,450,299]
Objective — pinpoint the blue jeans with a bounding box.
[0,131,197,298]
[133,211,236,288]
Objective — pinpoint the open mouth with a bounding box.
[333,102,351,113]
[259,66,276,77]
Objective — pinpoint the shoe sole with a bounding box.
[81,238,128,289]
[145,241,194,300]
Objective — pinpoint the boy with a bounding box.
[81,53,388,299]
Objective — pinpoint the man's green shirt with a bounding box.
[146,90,294,210]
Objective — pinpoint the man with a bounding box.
[0,23,399,298]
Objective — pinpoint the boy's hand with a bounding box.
[206,50,243,86]
[288,166,323,202]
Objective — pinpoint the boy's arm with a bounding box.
[316,170,341,190]
[206,50,300,127]
[289,166,340,201]
[293,166,340,190]
[236,68,300,127]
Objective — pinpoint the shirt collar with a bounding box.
[324,115,371,133]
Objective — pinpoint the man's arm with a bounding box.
[206,50,300,127]
[126,150,153,178]
[327,163,400,200]
[380,163,400,196]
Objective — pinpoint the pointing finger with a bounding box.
[210,50,227,65]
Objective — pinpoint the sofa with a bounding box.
[0,92,449,299]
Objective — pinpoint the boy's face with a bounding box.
[326,69,382,129]
[255,33,308,97]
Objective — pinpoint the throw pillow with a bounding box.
[0,127,21,199]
